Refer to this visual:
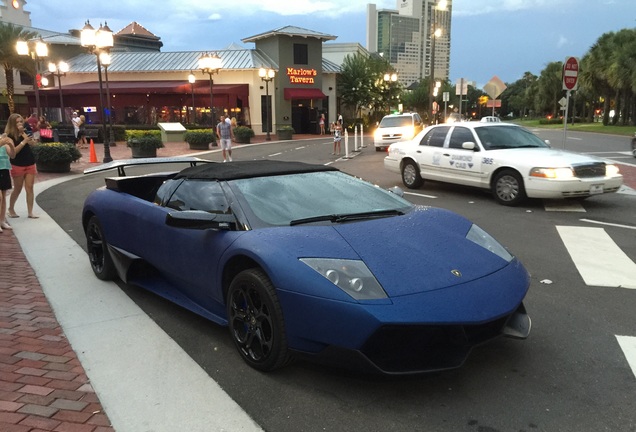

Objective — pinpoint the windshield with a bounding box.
[475,125,550,150]
[379,116,413,128]
[232,171,413,227]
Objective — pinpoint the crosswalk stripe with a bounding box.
[557,226,636,289]
[544,200,586,212]
[616,336,636,379]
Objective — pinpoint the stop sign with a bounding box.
[563,57,579,91]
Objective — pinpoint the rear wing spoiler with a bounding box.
[83,156,211,177]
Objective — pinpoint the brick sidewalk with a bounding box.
[0,231,113,432]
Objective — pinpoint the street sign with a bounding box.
[563,57,579,91]
[483,76,507,100]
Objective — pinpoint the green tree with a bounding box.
[534,61,563,117]
[0,22,39,114]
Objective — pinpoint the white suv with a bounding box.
[374,112,423,151]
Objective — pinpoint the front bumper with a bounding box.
[525,175,623,198]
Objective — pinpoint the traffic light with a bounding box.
[36,73,42,88]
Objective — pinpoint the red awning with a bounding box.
[284,88,327,100]
[36,81,247,96]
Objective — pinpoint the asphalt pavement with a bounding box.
[0,133,635,431]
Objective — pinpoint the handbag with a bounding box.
[40,128,53,139]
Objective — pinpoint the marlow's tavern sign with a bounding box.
[287,67,317,84]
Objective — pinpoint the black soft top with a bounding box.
[175,160,339,181]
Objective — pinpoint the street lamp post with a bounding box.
[48,61,69,123]
[99,52,116,146]
[383,72,397,113]
[258,68,275,141]
[198,52,222,128]
[80,20,114,162]
[429,0,447,124]
[16,38,48,117]
[188,72,196,124]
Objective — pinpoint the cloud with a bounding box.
[452,0,575,16]
[208,13,222,21]
[557,35,569,48]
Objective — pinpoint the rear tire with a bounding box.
[85,216,117,280]
[401,160,423,189]
[492,170,526,206]
[227,268,290,372]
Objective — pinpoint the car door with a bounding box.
[413,126,451,180]
[141,179,239,308]
[434,126,483,187]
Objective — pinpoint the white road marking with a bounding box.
[557,226,636,289]
[268,152,283,156]
[616,336,636,379]
[544,200,586,212]
[580,218,636,230]
[404,191,438,199]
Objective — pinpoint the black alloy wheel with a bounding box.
[85,215,117,280]
[227,268,290,372]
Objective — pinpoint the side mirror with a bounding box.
[462,142,476,150]
[388,186,404,197]
[166,210,236,230]
[544,139,551,147]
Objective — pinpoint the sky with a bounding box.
[27,0,636,88]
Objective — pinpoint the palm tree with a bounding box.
[0,22,39,114]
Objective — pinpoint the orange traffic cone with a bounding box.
[89,139,98,163]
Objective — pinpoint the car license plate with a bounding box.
[590,184,604,194]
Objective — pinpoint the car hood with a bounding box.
[332,208,512,297]
[239,208,513,298]
[492,147,607,166]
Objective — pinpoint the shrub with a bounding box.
[233,126,255,142]
[184,130,215,147]
[32,142,82,164]
[126,130,164,150]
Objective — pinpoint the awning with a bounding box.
[284,88,327,100]
[35,81,247,96]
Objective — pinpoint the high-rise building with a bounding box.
[367,0,452,87]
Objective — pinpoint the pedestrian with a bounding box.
[0,134,16,232]
[319,113,325,135]
[6,113,38,219]
[216,115,234,162]
[26,113,38,132]
[72,112,81,141]
[332,121,342,156]
[77,115,87,149]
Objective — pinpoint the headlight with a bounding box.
[466,224,513,262]
[529,167,575,179]
[606,164,620,176]
[374,129,382,139]
[300,258,387,300]
[403,126,415,139]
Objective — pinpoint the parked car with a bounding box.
[373,112,424,151]
[631,132,636,158]
[83,158,531,374]
[384,122,624,206]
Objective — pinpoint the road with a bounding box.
[36,132,636,432]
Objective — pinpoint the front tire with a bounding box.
[85,215,117,280]
[227,268,290,372]
[401,160,423,189]
[492,169,526,206]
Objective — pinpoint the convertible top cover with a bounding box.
[175,160,339,181]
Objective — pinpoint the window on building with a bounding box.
[293,43,308,65]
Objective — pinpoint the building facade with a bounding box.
[1,1,341,135]
[366,0,452,87]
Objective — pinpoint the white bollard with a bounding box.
[360,124,365,148]
[344,129,350,158]
[354,125,359,152]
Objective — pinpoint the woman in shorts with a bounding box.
[6,113,38,219]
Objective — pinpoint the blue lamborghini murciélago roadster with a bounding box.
[82,158,531,374]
